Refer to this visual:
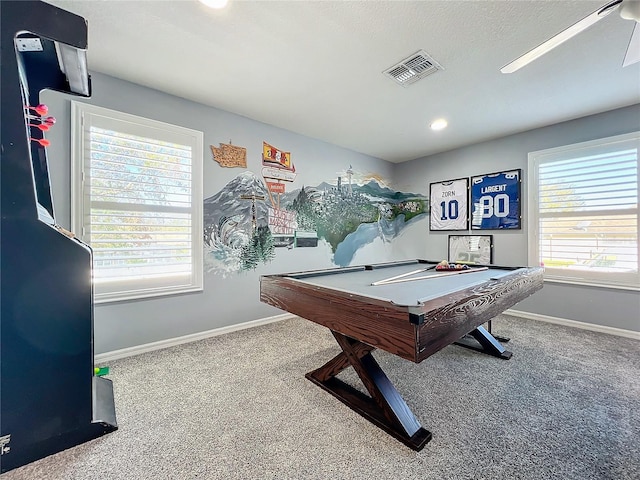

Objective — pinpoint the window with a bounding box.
[71,102,203,302]
[528,132,639,290]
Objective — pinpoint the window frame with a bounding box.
[71,101,204,303]
[528,131,640,291]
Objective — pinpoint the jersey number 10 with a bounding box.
[439,200,459,220]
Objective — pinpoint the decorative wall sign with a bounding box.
[268,207,297,235]
[210,142,247,168]
[470,169,521,230]
[262,141,293,170]
[429,177,469,231]
[448,235,493,264]
[261,142,295,209]
[266,181,285,194]
[262,166,297,182]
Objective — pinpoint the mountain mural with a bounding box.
[203,171,427,275]
[203,171,269,247]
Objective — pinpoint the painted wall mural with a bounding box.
[203,168,428,275]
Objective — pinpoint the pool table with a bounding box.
[260,259,543,450]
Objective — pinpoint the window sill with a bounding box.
[543,276,640,292]
[94,285,203,304]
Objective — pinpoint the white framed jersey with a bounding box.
[429,178,469,231]
[448,235,493,264]
[471,169,521,229]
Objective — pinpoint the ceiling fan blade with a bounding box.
[501,0,623,74]
[623,22,640,66]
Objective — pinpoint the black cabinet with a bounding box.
[1,1,117,473]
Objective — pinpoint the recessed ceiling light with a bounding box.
[430,118,448,131]
[199,0,228,9]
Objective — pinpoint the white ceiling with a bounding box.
[45,0,640,163]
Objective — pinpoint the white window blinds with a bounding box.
[529,132,639,290]
[71,102,203,302]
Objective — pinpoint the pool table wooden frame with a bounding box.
[260,259,543,450]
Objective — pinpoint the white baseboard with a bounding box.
[506,309,640,341]
[95,313,296,363]
[96,309,639,364]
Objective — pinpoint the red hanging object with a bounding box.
[30,137,50,147]
[25,103,48,116]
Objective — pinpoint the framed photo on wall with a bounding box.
[429,177,469,231]
[470,169,521,229]
[448,235,493,264]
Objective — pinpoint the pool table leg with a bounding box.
[454,325,513,359]
[305,331,432,451]
[487,320,511,343]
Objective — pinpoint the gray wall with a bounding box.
[43,72,396,354]
[393,104,640,332]
[43,76,639,354]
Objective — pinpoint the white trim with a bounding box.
[542,277,639,292]
[71,100,204,303]
[95,309,639,364]
[527,131,640,290]
[506,309,640,340]
[94,313,295,363]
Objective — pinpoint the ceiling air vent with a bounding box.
[383,50,443,87]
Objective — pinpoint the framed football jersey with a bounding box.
[448,235,493,264]
[470,169,521,230]
[429,177,469,231]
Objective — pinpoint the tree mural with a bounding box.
[241,225,276,270]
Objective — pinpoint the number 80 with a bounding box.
[478,194,510,218]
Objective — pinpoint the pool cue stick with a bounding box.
[371,267,489,286]
[371,266,436,286]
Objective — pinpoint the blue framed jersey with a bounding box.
[471,169,521,229]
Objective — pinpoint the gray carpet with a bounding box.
[3,315,639,480]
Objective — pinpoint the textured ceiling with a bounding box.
[45,0,640,163]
